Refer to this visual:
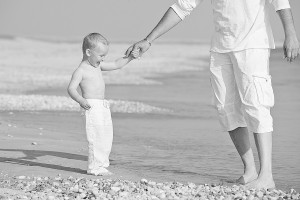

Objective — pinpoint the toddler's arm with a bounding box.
[67,68,91,110]
[100,55,134,71]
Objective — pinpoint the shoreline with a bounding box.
[0,174,299,200]
[1,109,299,195]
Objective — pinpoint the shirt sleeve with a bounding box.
[170,0,203,20]
[269,0,290,11]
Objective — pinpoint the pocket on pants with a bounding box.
[253,75,274,107]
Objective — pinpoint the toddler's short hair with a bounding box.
[82,33,109,53]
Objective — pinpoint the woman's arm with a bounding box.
[125,7,182,58]
[277,8,299,62]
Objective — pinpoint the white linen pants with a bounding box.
[209,49,274,133]
[83,99,113,172]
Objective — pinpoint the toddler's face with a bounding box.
[87,43,109,67]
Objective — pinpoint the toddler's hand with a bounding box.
[79,99,91,110]
[131,48,140,59]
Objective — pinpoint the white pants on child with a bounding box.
[83,99,113,173]
[209,49,274,133]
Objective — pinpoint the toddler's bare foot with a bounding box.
[236,172,258,185]
[87,167,113,176]
[246,177,275,190]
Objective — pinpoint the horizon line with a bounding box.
[0,34,285,47]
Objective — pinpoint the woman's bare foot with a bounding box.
[245,176,275,190]
[236,172,258,185]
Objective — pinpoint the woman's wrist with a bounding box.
[144,38,152,46]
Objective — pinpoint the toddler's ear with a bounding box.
[86,49,91,56]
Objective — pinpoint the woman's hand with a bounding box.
[125,39,151,59]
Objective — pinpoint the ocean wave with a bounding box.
[0,94,171,114]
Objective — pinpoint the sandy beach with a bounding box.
[0,37,300,199]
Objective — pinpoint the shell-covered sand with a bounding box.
[0,175,299,200]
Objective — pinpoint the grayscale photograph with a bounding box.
[0,0,299,199]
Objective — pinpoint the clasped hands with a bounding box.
[125,39,152,60]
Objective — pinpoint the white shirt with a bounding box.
[171,0,290,52]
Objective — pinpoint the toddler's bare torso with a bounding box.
[79,64,105,99]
